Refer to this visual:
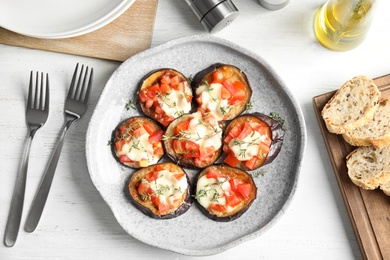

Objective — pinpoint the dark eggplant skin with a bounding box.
[163,112,224,169]
[192,63,252,121]
[126,162,192,219]
[193,164,257,222]
[223,112,285,171]
[137,68,193,128]
[111,116,164,169]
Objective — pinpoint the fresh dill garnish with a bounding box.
[126,98,138,110]
[246,102,253,111]
[270,112,286,129]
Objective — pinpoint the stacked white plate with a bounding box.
[0,0,135,38]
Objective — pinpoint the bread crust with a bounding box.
[346,146,390,191]
[321,75,380,134]
[342,99,390,149]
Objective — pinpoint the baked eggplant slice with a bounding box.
[138,68,193,127]
[194,164,257,222]
[127,162,192,219]
[163,111,223,168]
[112,116,164,168]
[222,113,285,171]
[193,63,252,121]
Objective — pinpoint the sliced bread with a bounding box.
[342,98,390,149]
[346,145,390,190]
[321,75,380,134]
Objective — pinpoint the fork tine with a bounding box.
[83,67,93,103]
[34,72,39,109]
[67,63,79,99]
[27,71,33,109]
[44,73,50,112]
[39,72,44,110]
[75,64,85,101]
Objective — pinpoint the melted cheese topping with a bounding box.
[228,131,262,161]
[159,83,192,118]
[149,170,188,205]
[184,111,222,150]
[196,175,235,213]
[196,82,230,121]
[118,133,159,165]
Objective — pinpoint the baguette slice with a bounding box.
[346,145,390,190]
[343,99,390,149]
[321,75,380,134]
[380,180,390,196]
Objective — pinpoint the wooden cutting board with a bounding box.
[0,0,158,62]
[313,74,390,260]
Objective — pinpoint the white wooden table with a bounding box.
[1,1,389,259]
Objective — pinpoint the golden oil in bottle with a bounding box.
[314,0,376,51]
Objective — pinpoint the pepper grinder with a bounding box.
[258,0,289,10]
[185,0,239,33]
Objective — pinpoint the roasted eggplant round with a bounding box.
[194,164,257,222]
[112,116,164,168]
[127,162,192,219]
[192,63,252,121]
[163,111,223,168]
[222,113,285,171]
[138,68,193,127]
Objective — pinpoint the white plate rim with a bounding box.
[86,35,307,256]
[0,0,135,39]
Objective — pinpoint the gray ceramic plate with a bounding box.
[86,35,306,256]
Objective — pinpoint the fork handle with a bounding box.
[4,129,37,247]
[25,116,77,233]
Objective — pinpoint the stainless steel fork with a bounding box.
[4,72,49,247]
[25,64,93,232]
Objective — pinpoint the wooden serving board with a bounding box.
[0,0,158,61]
[313,74,390,260]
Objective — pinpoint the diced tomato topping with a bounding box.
[119,155,132,163]
[209,203,226,213]
[173,173,185,181]
[212,71,224,83]
[133,125,147,138]
[160,83,171,95]
[145,98,154,108]
[137,183,152,196]
[145,171,159,182]
[157,201,171,215]
[119,126,127,133]
[228,124,242,139]
[173,140,186,155]
[224,153,240,167]
[245,156,258,170]
[220,86,231,100]
[237,183,252,199]
[155,164,165,171]
[233,81,246,90]
[206,169,222,179]
[142,122,155,135]
[115,140,126,152]
[258,142,270,158]
[148,130,164,144]
[229,178,241,192]
[175,119,191,134]
[225,191,242,207]
[153,146,164,156]
[146,84,160,99]
[151,194,161,208]
[184,140,200,158]
[237,122,253,140]
[138,91,148,102]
